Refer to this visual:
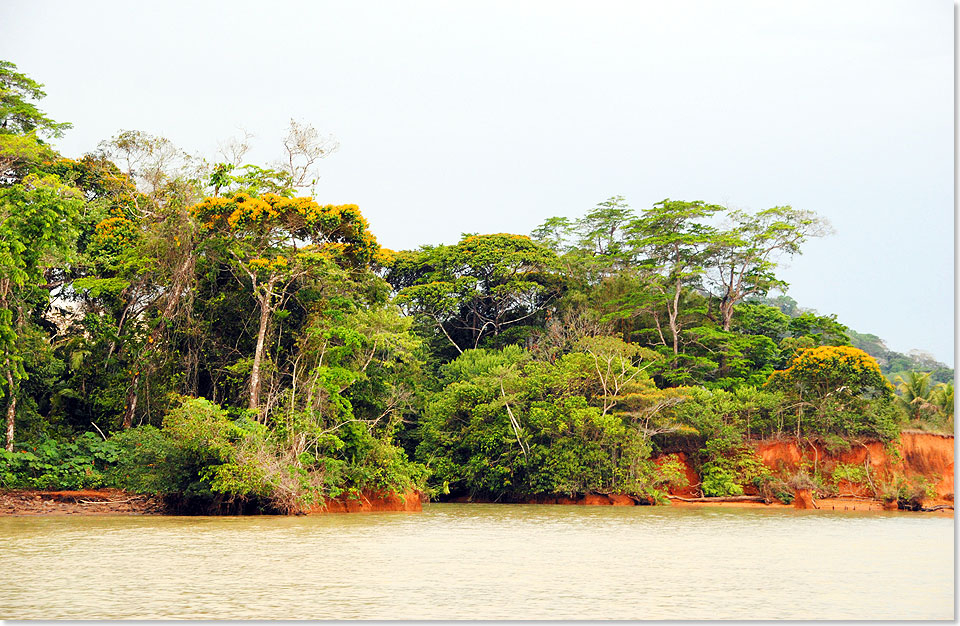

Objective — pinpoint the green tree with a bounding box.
[894,371,935,421]
[0,174,82,450]
[532,196,636,284]
[191,193,380,412]
[0,60,70,137]
[416,343,687,501]
[705,206,831,331]
[623,199,723,357]
[573,196,635,263]
[929,382,954,420]
[0,60,70,186]
[389,233,560,356]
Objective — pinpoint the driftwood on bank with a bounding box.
[919,504,954,512]
[78,497,143,505]
[666,495,767,503]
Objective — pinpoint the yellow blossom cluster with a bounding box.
[766,345,894,395]
[189,193,381,268]
[778,345,883,377]
[247,256,290,272]
[226,194,279,229]
[374,247,396,266]
[92,215,138,252]
[462,233,533,244]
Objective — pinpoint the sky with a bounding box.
[1,0,954,364]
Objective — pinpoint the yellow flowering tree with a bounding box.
[191,192,379,413]
[765,345,897,438]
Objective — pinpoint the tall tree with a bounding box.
[626,199,723,357]
[574,196,635,260]
[97,130,202,209]
[706,206,831,331]
[389,234,560,356]
[191,192,379,413]
[0,60,70,138]
[0,174,81,449]
[276,119,339,190]
[0,60,70,185]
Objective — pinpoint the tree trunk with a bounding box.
[4,395,15,453]
[249,288,273,412]
[668,277,682,356]
[122,372,140,429]
[720,297,735,331]
[4,362,15,452]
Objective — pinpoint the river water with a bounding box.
[0,503,953,620]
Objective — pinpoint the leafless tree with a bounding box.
[275,119,339,189]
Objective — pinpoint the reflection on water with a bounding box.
[0,504,953,619]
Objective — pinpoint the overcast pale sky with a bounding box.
[1,0,954,364]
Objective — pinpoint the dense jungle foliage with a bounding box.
[0,61,953,511]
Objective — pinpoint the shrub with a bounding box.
[107,426,194,494]
[0,432,117,490]
[878,474,938,510]
[830,462,869,493]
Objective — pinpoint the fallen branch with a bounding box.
[78,497,142,505]
[667,495,767,503]
[919,504,954,512]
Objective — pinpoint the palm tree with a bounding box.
[930,382,954,419]
[895,371,934,420]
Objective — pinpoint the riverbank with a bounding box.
[444,431,955,516]
[2,432,951,517]
[1,488,952,516]
[667,495,953,516]
[0,488,424,516]
[0,489,166,516]
[661,431,955,506]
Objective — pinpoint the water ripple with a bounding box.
[0,504,952,619]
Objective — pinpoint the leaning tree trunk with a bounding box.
[121,245,197,429]
[248,280,276,413]
[4,395,15,453]
[4,360,16,452]
[668,278,682,357]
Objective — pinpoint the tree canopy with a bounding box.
[0,61,950,511]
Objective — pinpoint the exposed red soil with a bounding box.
[308,489,423,514]
[793,489,815,509]
[656,452,701,497]
[0,488,424,516]
[753,431,954,504]
[0,489,165,516]
[657,431,955,511]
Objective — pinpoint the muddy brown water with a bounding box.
[0,503,953,619]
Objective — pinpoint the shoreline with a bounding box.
[0,489,167,516]
[1,488,951,517]
[667,496,954,516]
[0,488,424,517]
